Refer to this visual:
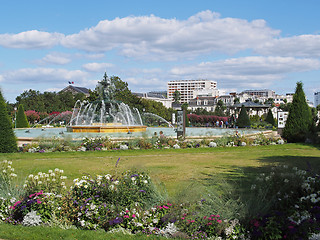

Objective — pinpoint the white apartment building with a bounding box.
[315,92,320,107]
[167,79,217,104]
[241,89,275,98]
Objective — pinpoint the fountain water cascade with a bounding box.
[67,74,147,133]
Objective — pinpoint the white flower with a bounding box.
[8,161,12,165]
[48,170,53,174]
[109,185,115,190]
[143,180,148,184]
[38,181,42,185]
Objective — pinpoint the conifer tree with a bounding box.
[265,108,275,126]
[0,90,17,153]
[16,104,29,128]
[283,82,312,142]
[236,105,251,128]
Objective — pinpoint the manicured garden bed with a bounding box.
[1,143,320,239]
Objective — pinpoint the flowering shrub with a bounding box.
[23,168,67,195]
[248,165,320,239]
[0,160,17,188]
[81,136,112,151]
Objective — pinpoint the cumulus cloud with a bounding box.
[0,68,89,85]
[170,56,320,88]
[255,34,320,58]
[0,30,63,49]
[61,10,279,59]
[35,52,71,65]
[82,62,114,72]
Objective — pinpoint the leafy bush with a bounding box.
[23,168,67,196]
[81,137,112,151]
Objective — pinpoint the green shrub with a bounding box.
[265,109,275,126]
[283,82,312,142]
[16,104,29,128]
[0,91,17,153]
[236,105,251,128]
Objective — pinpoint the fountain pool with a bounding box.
[15,127,265,141]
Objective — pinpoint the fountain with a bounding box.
[67,74,147,133]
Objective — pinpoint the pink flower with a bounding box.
[203,216,207,219]
[37,199,42,204]
[124,215,129,218]
[132,214,136,218]
[208,217,212,220]
[216,214,220,218]
[125,210,130,213]
[163,205,169,209]
[181,217,185,220]
[207,222,212,225]
[210,214,215,217]
[191,220,195,223]
[217,220,222,223]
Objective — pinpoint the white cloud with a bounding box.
[82,62,114,72]
[0,30,63,49]
[35,52,71,65]
[170,56,320,88]
[255,34,320,58]
[61,10,279,59]
[1,68,89,85]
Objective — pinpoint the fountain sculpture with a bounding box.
[67,74,147,133]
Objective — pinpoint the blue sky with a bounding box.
[1,0,320,104]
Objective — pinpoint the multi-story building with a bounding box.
[241,89,275,98]
[167,79,217,104]
[315,92,320,108]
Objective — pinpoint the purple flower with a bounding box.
[115,157,120,167]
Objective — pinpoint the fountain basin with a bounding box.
[66,125,147,133]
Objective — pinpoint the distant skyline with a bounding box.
[0,0,320,103]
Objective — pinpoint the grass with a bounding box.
[0,224,166,240]
[0,143,319,239]
[1,143,319,197]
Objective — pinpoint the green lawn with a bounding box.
[1,143,319,197]
[0,143,319,239]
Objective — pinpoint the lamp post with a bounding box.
[14,107,17,128]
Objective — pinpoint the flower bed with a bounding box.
[1,159,319,239]
[20,132,284,153]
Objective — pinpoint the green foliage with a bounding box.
[16,89,84,113]
[236,105,251,128]
[16,104,29,128]
[214,100,226,117]
[0,91,17,153]
[283,82,312,142]
[265,109,275,126]
[172,90,181,103]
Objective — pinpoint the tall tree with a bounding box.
[236,105,251,128]
[283,82,312,142]
[0,90,17,153]
[16,104,29,128]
